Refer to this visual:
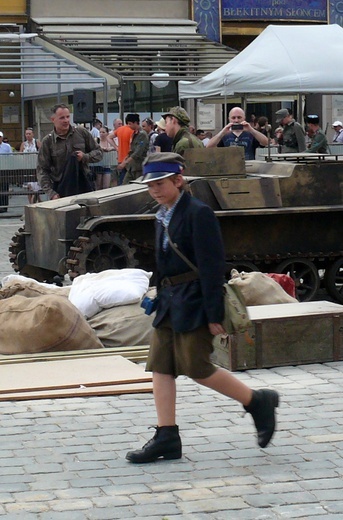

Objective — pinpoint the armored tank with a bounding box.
[8,147,343,303]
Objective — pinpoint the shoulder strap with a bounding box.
[164,226,198,273]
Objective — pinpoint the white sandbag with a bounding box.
[229,269,298,306]
[2,274,70,295]
[68,268,152,318]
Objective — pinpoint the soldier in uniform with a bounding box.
[162,107,204,156]
[275,108,306,153]
[306,115,328,153]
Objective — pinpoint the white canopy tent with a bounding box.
[179,24,343,100]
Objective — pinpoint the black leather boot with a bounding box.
[244,389,279,448]
[126,425,182,463]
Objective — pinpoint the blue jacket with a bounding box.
[153,191,226,333]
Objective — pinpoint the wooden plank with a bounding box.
[0,355,152,393]
[0,345,150,366]
[0,381,153,402]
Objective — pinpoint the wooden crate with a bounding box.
[211,301,343,371]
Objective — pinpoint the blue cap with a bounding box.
[141,152,185,182]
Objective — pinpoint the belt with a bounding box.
[161,271,199,288]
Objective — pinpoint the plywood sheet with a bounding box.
[0,355,152,393]
[0,381,153,401]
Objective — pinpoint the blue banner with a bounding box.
[222,0,327,22]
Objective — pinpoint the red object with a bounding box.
[266,273,296,298]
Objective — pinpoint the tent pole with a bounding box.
[298,93,304,126]
[241,96,247,113]
[224,94,227,124]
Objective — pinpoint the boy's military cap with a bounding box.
[141,152,186,182]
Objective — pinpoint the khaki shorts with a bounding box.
[146,318,217,379]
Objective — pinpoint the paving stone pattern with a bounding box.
[1,218,343,519]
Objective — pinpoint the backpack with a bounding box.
[221,282,252,335]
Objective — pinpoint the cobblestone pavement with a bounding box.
[1,218,343,519]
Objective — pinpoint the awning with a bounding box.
[0,34,118,100]
[31,17,238,83]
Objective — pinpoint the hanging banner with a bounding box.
[222,0,327,22]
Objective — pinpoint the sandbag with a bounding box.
[88,302,154,348]
[87,287,156,347]
[0,277,71,300]
[0,294,103,355]
[229,269,298,306]
[69,268,152,318]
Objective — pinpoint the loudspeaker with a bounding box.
[73,89,96,123]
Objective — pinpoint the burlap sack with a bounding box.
[229,269,298,306]
[0,278,71,300]
[0,294,103,355]
[87,287,156,347]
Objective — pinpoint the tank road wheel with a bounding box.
[9,226,26,272]
[324,258,343,304]
[8,226,57,282]
[66,231,138,278]
[275,258,320,302]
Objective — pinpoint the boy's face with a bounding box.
[147,174,183,208]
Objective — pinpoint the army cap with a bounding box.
[275,108,290,123]
[162,106,190,126]
[141,152,186,182]
[306,114,320,124]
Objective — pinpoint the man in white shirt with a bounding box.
[332,121,343,143]
[90,119,102,141]
[0,132,12,155]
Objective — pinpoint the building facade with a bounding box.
[1,0,342,146]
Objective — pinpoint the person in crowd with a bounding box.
[126,152,279,464]
[141,117,158,154]
[93,125,116,190]
[305,115,328,153]
[249,113,258,128]
[37,103,102,199]
[90,119,102,141]
[274,108,306,153]
[189,125,196,135]
[332,121,343,143]
[272,127,284,153]
[118,113,149,185]
[162,106,204,156]
[207,106,268,159]
[195,129,212,147]
[195,129,206,141]
[19,127,41,153]
[3,137,15,152]
[202,131,212,146]
[112,115,134,185]
[256,116,270,137]
[108,118,123,152]
[20,127,42,203]
[0,131,13,212]
[154,118,173,153]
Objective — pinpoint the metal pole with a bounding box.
[103,80,108,126]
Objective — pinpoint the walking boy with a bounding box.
[126,152,279,463]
